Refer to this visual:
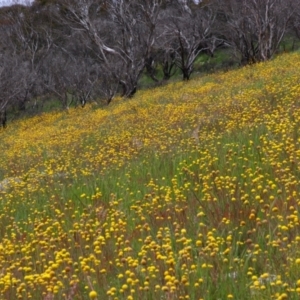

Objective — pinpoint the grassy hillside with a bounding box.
[1,52,300,300]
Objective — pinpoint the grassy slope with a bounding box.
[0,52,300,299]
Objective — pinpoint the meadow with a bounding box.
[0,51,300,300]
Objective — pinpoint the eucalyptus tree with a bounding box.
[218,0,295,64]
[0,54,24,124]
[55,0,163,100]
[158,0,218,80]
[0,2,54,112]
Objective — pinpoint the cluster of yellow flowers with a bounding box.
[0,52,300,299]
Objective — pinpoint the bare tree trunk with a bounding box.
[218,0,295,64]
[160,1,216,81]
[0,110,7,129]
